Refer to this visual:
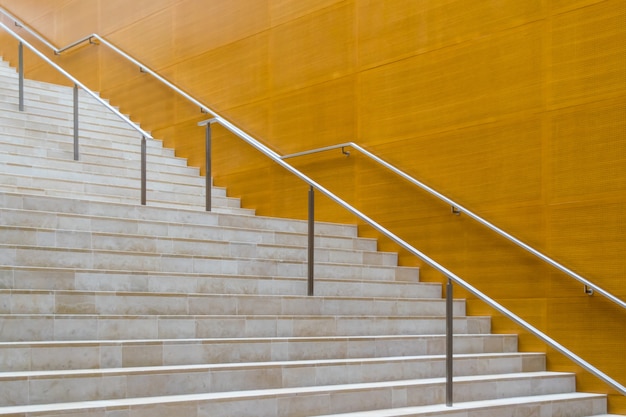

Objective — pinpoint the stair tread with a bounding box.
[0,191,355,236]
[0,373,578,414]
[0,353,544,379]
[314,392,608,416]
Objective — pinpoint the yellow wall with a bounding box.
[0,0,624,411]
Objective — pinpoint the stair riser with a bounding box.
[0,374,577,416]
[1,144,198,176]
[0,315,491,342]
[0,210,375,251]
[0,126,167,154]
[0,99,146,132]
[0,247,414,281]
[0,192,358,237]
[0,136,188,166]
[0,90,117,117]
[0,128,179,160]
[0,153,208,188]
[0,99,141,130]
[0,163,216,196]
[0,112,144,141]
[0,180,239,210]
[0,335,519,371]
[0,356,547,406]
[0,291,462,316]
[0,268,437,299]
[315,395,608,417]
[0,229,396,267]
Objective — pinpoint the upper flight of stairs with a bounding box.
[0,57,618,416]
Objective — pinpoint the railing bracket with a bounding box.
[341,146,350,157]
[139,67,146,73]
[584,285,594,296]
[451,206,461,216]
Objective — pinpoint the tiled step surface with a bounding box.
[0,373,585,416]
[0,245,415,280]
[0,267,435,299]
[0,354,546,406]
[0,226,398,267]
[0,314,491,342]
[0,334,520,371]
[0,148,205,185]
[0,289,465,316]
[315,393,608,417]
[0,191,350,236]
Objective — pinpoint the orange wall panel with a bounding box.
[269,3,354,93]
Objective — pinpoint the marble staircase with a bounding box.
[0,58,617,416]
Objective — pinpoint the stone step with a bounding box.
[0,88,140,125]
[0,207,376,252]
[0,154,217,195]
[0,354,547,407]
[0,372,581,416]
[0,191,355,238]
[0,244,417,281]
[0,110,144,141]
[0,226,397,267]
[0,313,491,341]
[0,145,202,182]
[315,393,608,417]
[0,334,520,372]
[0,137,200,176]
[0,179,241,212]
[0,122,176,158]
[0,128,188,166]
[0,160,219,198]
[0,94,140,131]
[0,267,435,299]
[0,75,122,114]
[0,289,461,316]
[0,184,249,213]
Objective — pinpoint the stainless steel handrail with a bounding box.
[2,6,623,396]
[283,142,626,311]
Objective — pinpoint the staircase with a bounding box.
[0,57,618,416]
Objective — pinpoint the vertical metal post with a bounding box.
[307,186,315,296]
[205,123,212,211]
[73,84,79,160]
[446,278,454,406]
[141,136,147,205]
[18,41,24,111]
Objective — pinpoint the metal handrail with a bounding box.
[1,6,623,397]
[282,142,626,311]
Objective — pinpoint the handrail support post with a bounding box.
[141,136,147,205]
[308,186,315,296]
[73,84,79,160]
[205,122,212,212]
[446,278,454,407]
[18,41,24,111]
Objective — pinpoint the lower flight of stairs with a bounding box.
[0,57,618,416]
